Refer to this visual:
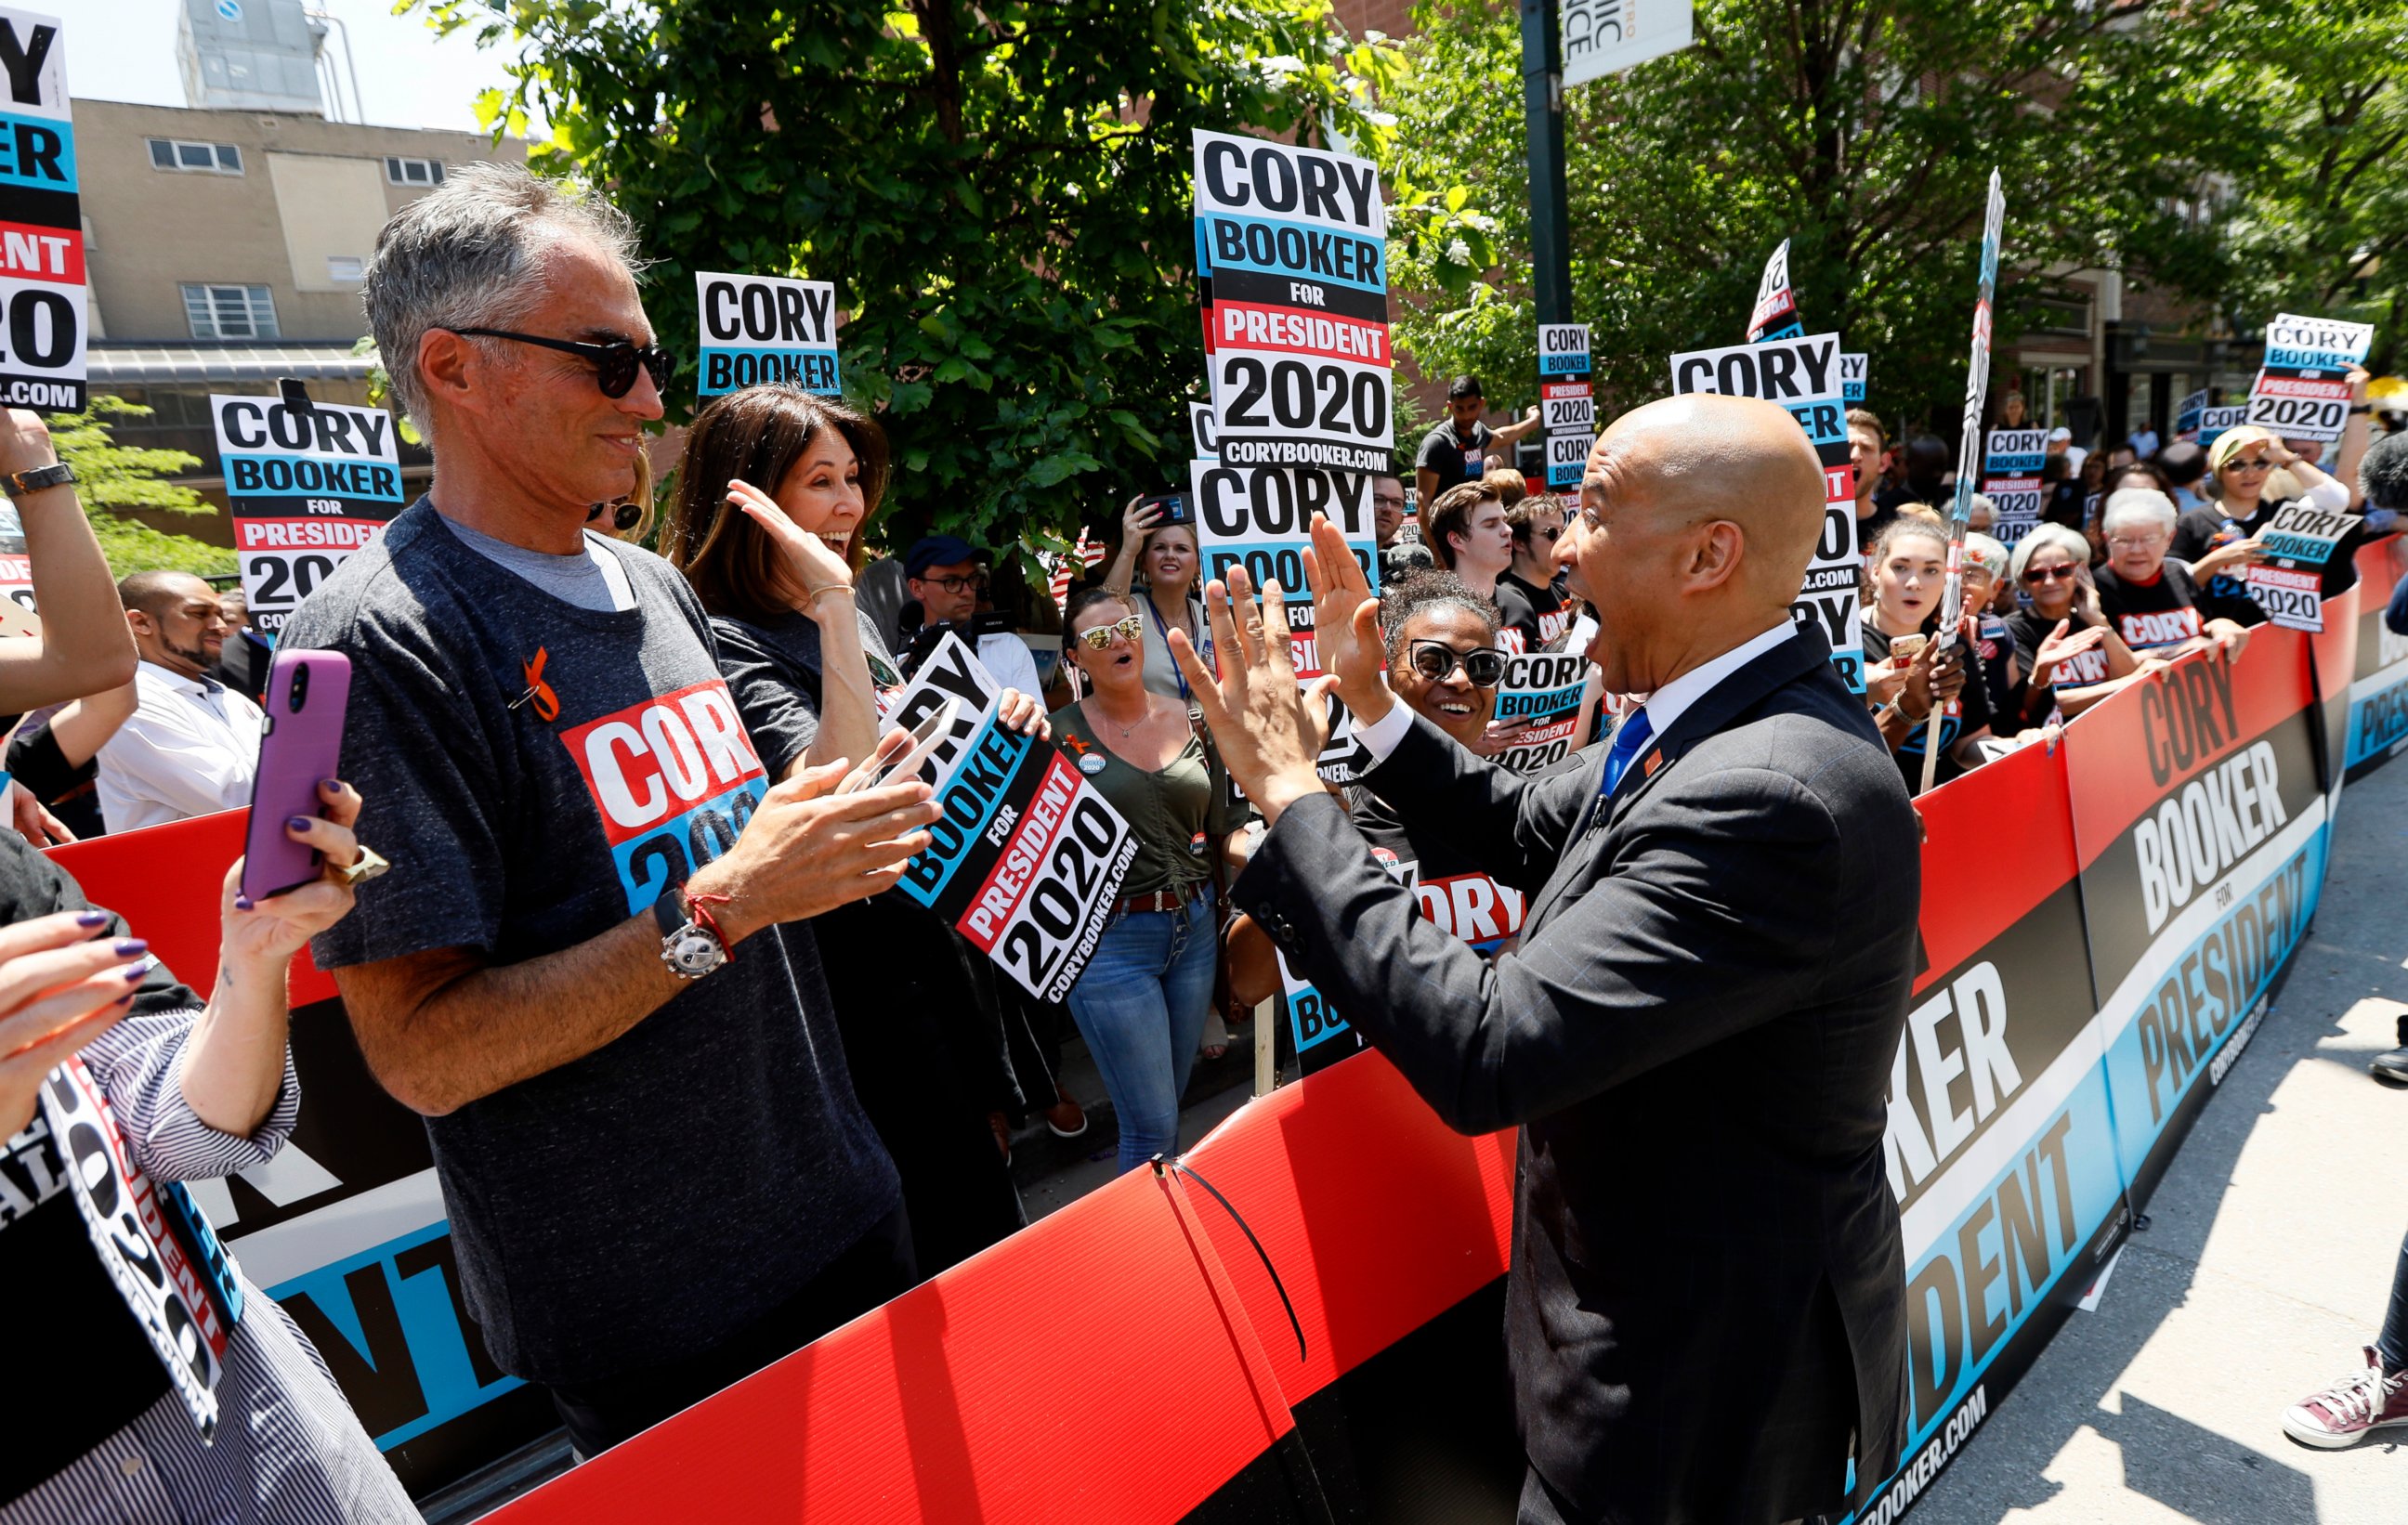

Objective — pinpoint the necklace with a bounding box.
[1088,696,1153,740]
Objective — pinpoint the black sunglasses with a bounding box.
[451,328,674,398]
[2022,564,2077,583]
[1407,639,1507,687]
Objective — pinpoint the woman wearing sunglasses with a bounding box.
[664,385,1047,1277]
[1052,588,1222,1173]
[1223,573,1532,1068]
[2169,423,2363,605]
[2003,523,2149,726]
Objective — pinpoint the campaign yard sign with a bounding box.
[883,634,1138,1003]
[0,8,83,412]
[1494,649,1601,776]
[1745,239,1800,343]
[2244,502,2358,633]
[1188,458,1381,682]
[2175,388,2207,441]
[2246,313,2373,444]
[2196,405,2247,450]
[1536,322,1595,491]
[213,395,404,639]
[1189,400,1219,462]
[1841,352,1867,405]
[694,271,839,398]
[1193,130,1392,476]
[1666,331,1862,691]
[1981,428,2048,544]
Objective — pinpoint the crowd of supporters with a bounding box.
[8,159,2408,1521]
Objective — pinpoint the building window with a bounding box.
[181,284,280,340]
[384,156,445,187]
[148,138,243,174]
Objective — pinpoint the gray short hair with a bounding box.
[2008,523,2090,583]
[2100,487,2178,540]
[361,162,646,430]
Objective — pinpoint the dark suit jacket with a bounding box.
[1237,627,1918,1525]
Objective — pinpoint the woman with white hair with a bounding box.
[2093,487,2260,660]
[2004,523,2152,725]
[2169,423,2363,604]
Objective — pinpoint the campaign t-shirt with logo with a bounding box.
[2170,496,2362,601]
[1414,419,1497,495]
[2093,557,2264,655]
[2005,606,2113,723]
[1862,623,1994,793]
[1493,571,1569,656]
[1346,787,1528,957]
[282,500,898,1388]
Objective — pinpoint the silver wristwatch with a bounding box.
[653,890,728,980]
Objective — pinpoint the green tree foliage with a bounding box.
[1380,0,2236,430]
[421,0,1398,567]
[50,398,231,579]
[2174,0,2408,375]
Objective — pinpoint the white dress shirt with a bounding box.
[1352,618,1799,767]
[96,659,265,833]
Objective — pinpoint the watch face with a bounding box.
[666,927,725,976]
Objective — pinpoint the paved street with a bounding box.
[1916,760,2408,1523]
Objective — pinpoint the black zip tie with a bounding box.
[1155,1153,1307,1364]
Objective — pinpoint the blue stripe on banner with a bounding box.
[1845,379,1866,404]
[1756,319,1804,341]
[223,451,406,502]
[699,346,841,397]
[896,712,1026,910]
[1538,354,1590,375]
[2265,345,2362,371]
[1780,398,1848,449]
[2347,670,2408,768]
[1287,980,1351,1052]
[266,1220,525,1452]
[1546,460,1583,489]
[1195,212,1386,294]
[0,111,75,193]
[1988,451,2046,475]
[2100,828,2323,1173]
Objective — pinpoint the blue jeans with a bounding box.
[1067,895,1219,1173]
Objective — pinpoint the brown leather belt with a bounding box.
[1114,883,1202,918]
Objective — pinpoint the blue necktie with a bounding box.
[1601,706,1655,797]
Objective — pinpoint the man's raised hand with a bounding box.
[1167,564,1328,826]
[1302,513,1390,723]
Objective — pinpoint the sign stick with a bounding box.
[1923,171,2005,796]
[1255,998,1276,1098]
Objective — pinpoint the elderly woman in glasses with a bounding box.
[1052,588,1223,1172]
[2004,523,2151,727]
[2093,488,2261,661]
[2169,422,2364,605]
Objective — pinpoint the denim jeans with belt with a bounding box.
[1067,894,1219,1172]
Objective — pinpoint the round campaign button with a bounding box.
[1078,752,1107,776]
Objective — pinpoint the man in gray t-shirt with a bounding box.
[280,163,942,1455]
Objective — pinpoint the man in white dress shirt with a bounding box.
[95,571,263,833]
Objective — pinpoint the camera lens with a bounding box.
[290,664,310,710]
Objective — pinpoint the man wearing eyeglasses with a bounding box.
[278,163,945,1456]
[898,534,1046,700]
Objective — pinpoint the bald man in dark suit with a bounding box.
[1173,395,1918,1525]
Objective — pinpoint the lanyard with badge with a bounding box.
[1145,593,1211,736]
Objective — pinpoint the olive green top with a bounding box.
[1049,701,1213,896]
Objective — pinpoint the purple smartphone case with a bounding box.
[242,650,352,901]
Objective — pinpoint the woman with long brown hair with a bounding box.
[664,384,1049,1276]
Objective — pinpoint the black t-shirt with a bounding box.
[281,499,899,1388]
[1350,786,1529,956]
[2170,497,2362,601]
[1864,623,1993,793]
[1414,419,1496,495]
[1492,572,1568,655]
[1857,502,1903,561]
[2094,558,2264,653]
[2005,606,2114,722]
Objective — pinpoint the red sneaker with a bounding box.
[2282,1347,2408,1449]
